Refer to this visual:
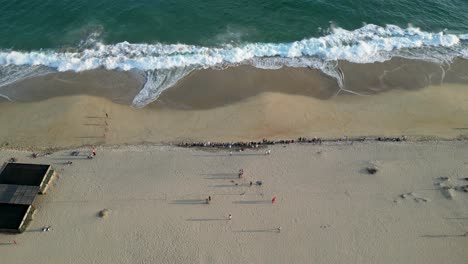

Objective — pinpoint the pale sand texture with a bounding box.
[0,83,468,149]
[0,142,467,263]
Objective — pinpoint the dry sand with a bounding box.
[1,142,467,263]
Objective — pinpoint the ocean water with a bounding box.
[1,0,468,106]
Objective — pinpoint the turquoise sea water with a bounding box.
[0,0,467,105]
[1,0,468,49]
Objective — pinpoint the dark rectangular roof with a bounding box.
[0,163,50,186]
[0,184,39,205]
[0,203,30,230]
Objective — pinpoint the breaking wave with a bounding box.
[0,24,467,106]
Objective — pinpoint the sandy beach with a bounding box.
[0,142,467,263]
[2,1,468,263]
[0,63,468,149]
[0,62,467,264]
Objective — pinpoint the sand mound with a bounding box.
[98,209,111,218]
[366,166,378,174]
[363,161,382,175]
[441,187,455,200]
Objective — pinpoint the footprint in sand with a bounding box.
[395,192,429,204]
[413,197,429,203]
[433,176,467,199]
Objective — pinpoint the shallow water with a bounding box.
[1,0,468,106]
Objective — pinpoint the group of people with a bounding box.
[177,135,408,149]
[177,138,298,149]
[203,168,280,232]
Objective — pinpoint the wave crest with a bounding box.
[0,24,466,72]
[0,24,467,106]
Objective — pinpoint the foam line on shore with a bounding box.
[1,24,468,106]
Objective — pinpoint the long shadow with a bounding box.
[54,161,76,166]
[202,173,238,180]
[193,154,230,157]
[52,157,91,161]
[202,173,237,177]
[444,217,468,220]
[204,176,239,180]
[234,229,279,233]
[210,184,244,188]
[83,123,106,127]
[186,218,227,222]
[230,153,267,157]
[76,136,105,139]
[233,200,270,204]
[0,242,14,245]
[57,153,80,157]
[24,228,45,233]
[193,153,266,157]
[421,234,466,238]
[209,192,247,196]
[169,199,207,205]
[85,116,105,119]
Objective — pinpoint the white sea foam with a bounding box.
[0,24,467,106]
[0,24,465,72]
[0,65,54,100]
[132,67,194,107]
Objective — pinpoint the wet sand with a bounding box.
[0,59,467,149]
[0,83,467,149]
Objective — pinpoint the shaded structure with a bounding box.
[0,163,55,233]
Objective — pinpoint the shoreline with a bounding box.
[0,59,467,150]
[1,57,468,106]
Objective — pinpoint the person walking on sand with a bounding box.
[92,147,96,157]
[228,214,232,220]
[238,169,244,178]
[265,149,271,155]
[277,226,281,233]
[271,197,276,204]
